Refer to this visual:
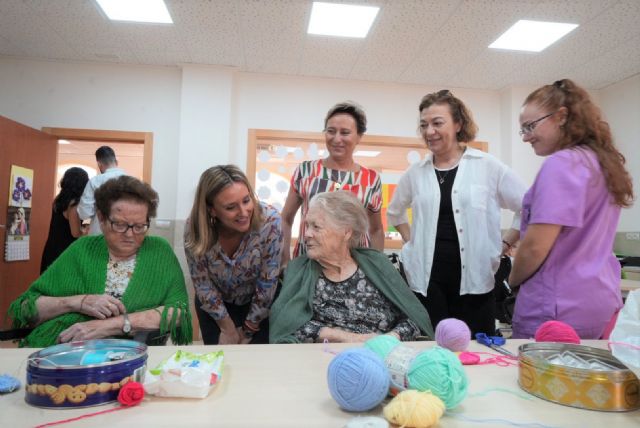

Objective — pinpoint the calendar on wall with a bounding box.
[5,165,33,262]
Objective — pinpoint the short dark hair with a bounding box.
[95,146,117,164]
[95,175,158,219]
[324,101,367,135]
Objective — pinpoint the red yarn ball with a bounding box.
[534,320,580,344]
[118,381,145,407]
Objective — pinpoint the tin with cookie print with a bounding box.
[25,339,147,409]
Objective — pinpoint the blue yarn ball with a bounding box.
[327,348,390,412]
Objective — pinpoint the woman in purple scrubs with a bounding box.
[509,79,634,339]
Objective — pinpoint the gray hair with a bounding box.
[308,191,369,248]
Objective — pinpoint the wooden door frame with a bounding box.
[41,127,153,183]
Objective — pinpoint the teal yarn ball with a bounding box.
[365,336,468,409]
[364,334,401,358]
[408,346,468,409]
[327,348,390,412]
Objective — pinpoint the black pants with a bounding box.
[417,257,496,337]
[195,299,270,345]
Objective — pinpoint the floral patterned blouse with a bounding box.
[293,267,420,343]
[105,256,136,299]
[184,203,283,325]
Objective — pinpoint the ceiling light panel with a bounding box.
[308,2,379,38]
[96,0,173,24]
[489,20,578,52]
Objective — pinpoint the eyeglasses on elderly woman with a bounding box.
[108,218,149,234]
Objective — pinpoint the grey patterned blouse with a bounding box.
[293,267,420,342]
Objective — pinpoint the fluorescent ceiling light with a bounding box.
[489,20,578,52]
[308,2,379,38]
[58,140,71,145]
[96,0,173,24]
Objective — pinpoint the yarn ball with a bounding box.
[383,390,445,428]
[435,318,471,352]
[535,320,581,344]
[327,348,390,412]
[364,334,402,358]
[0,374,21,393]
[408,346,468,409]
[458,351,481,365]
[365,336,469,409]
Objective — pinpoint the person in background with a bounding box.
[40,167,89,273]
[509,79,634,339]
[270,191,433,344]
[78,145,126,235]
[184,165,283,345]
[280,101,384,265]
[9,176,192,347]
[387,90,526,336]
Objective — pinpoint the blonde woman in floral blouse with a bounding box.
[185,165,283,345]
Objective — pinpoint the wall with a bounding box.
[0,57,182,220]
[1,57,638,240]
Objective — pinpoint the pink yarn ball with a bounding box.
[435,318,471,352]
[534,320,581,344]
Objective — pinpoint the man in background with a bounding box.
[78,146,126,235]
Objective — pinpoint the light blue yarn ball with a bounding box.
[327,348,390,412]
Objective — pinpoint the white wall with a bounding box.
[1,57,637,234]
[0,57,182,219]
[600,73,640,231]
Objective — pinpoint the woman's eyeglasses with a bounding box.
[519,111,556,136]
[108,219,149,234]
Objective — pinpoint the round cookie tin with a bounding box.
[25,339,147,409]
[518,342,640,412]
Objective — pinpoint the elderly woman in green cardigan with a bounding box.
[270,191,433,344]
[9,176,192,347]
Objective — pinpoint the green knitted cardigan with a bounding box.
[269,248,434,344]
[9,235,192,347]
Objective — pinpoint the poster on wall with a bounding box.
[5,165,33,261]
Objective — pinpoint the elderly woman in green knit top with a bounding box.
[9,176,192,347]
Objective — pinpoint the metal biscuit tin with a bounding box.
[518,343,640,412]
[26,339,147,409]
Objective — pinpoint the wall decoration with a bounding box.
[5,165,33,261]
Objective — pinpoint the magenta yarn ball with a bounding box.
[435,318,471,352]
[535,320,581,344]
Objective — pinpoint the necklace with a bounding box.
[435,168,451,184]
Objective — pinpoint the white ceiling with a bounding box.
[1,0,639,90]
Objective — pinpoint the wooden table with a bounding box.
[0,340,638,427]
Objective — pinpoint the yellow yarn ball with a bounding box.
[383,390,445,428]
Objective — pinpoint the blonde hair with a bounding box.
[309,191,369,248]
[185,165,263,257]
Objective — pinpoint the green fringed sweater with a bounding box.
[269,248,434,344]
[9,235,192,347]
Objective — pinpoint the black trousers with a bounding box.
[195,299,270,345]
[417,256,496,337]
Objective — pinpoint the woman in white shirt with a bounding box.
[387,90,526,335]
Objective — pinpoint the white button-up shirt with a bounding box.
[387,147,526,296]
[77,167,127,235]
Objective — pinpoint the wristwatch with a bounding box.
[122,312,132,335]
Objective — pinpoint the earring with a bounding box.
[209,215,216,226]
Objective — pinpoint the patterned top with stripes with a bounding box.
[290,159,382,257]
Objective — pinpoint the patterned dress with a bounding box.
[293,268,420,343]
[184,203,283,325]
[290,159,382,257]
